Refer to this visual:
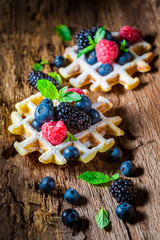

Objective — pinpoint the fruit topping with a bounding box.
[27,71,60,90]
[35,103,54,123]
[119,26,141,44]
[85,50,97,65]
[62,208,79,227]
[64,189,80,204]
[39,98,54,107]
[54,55,64,68]
[75,95,92,112]
[115,203,135,222]
[32,119,43,132]
[39,176,55,194]
[110,179,136,204]
[63,146,80,161]
[65,88,84,95]
[87,108,101,125]
[107,147,122,162]
[116,51,134,65]
[42,121,67,146]
[95,39,119,63]
[120,161,136,177]
[98,64,113,76]
[55,102,91,130]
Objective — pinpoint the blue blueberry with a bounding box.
[32,119,43,132]
[98,64,113,76]
[116,203,135,222]
[120,161,136,177]
[87,108,101,125]
[35,104,54,123]
[39,98,53,108]
[75,95,92,112]
[116,52,133,65]
[62,208,79,227]
[85,50,97,65]
[105,30,113,40]
[63,146,80,161]
[54,55,64,68]
[107,147,122,162]
[64,189,80,204]
[39,176,55,194]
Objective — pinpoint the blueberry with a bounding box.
[35,104,54,123]
[115,203,135,222]
[32,119,43,131]
[87,108,100,125]
[62,208,79,227]
[64,189,80,204]
[119,40,130,48]
[39,176,55,194]
[98,64,113,76]
[116,52,133,65]
[105,30,113,40]
[54,55,64,68]
[120,161,136,177]
[39,98,53,108]
[63,146,80,161]
[85,50,97,65]
[75,95,92,112]
[107,147,122,162]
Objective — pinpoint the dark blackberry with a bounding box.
[110,179,136,204]
[27,71,60,90]
[55,102,91,131]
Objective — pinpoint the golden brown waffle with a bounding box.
[8,92,124,165]
[59,32,154,92]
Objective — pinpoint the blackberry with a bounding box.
[55,102,91,131]
[27,71,60,90]
[110,179,136,204]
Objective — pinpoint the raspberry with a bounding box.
[65,88,84,95]
[119,26,141,44]
[95,39,119,64]
[42,121,67,146]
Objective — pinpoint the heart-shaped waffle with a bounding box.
[8,92,124,165]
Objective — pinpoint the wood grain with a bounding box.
[0,0,160,239]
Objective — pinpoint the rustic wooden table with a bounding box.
[0,0,160,239]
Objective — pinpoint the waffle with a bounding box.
[8,92,124,165]
[59,32,154,92]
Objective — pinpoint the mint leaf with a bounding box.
[48,72,62,86]
[110,173,119,181]
[64,132,78,142]
[40,58,49,65]
[96,207,110,229]
[59,86,68,96]
[78,172,109,185]
[119,39,129,52]
[34,63,44,71]
[88,36,94,45]
[77,44,95,58]
[62,92,81,102]
[37,80,58,100]
[56,25,71,42]
[94,26,106,44]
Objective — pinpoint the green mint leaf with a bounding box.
[34,63,44,71]
[59,86,68,96]
[94,26,106,44]
[62,92,82,103]
[122,48,129,52]
[88,36,94,45]
[48,72,62,86]
[78,171,110,185]
[56,25,71,42]
[120,39,129,52]
[37,80,58,100]
[96,207,110,229]
[120,39,126,48]
[40,58,49,65]
[64,132,78,142]
[105,174,111,182]
[77,44,95,58]
[110,173,119,181]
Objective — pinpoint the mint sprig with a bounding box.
[96,207,110,229]
[77,26,106,58]
[48,72,62,86]
[64,132,78,142]
[56,25,71,42]
[78,171,119,185]
[37,80,81,102]
[34,58,49,71]
[119,39,129,52]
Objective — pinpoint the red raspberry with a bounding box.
[95,39,119,64]
[42,121,67,146]
[119,26,141,44]
[65,88,84,105]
